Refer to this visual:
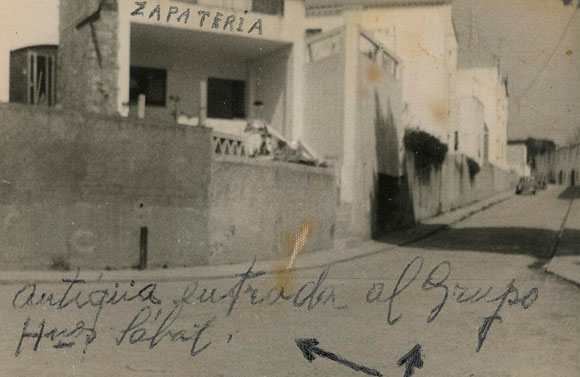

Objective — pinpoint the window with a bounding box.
[252,0,284,15]
[306,28,323,37]
[17,50,57,106]
[308,33,343,62]
[130,66,167,106]
[207,78,246,119]
[454,131,459,151]
[29,54,56,106]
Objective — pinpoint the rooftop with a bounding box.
[306,0,450,15]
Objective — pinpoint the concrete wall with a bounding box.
[405,152,515,221]
[209,157,337,265]
[303,32,345,162]
[0,104,339,270]
[0,103,212,270]
[303,28,406,239]
[352,45,404,238]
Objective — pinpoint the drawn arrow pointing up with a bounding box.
[295,338,383,377]
[397,344,424,377]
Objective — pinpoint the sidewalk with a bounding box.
[544,188,580,286]
[0,191,514,285]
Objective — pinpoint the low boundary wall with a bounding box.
[0,104,212,270]
[406,152,517,222]
[209,156,337,265]
[0,104,338,270]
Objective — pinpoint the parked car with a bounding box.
[516,177,537,195]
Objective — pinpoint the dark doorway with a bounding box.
[207,78,246,119]
[130,66,167,106]
[559,171,564,185]
[571,170,576,186]
[483,125,489,164]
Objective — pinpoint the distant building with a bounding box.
[454,69,486,164]
[455,67,509,170]
[507,143,530,178]
[535,143,580,186]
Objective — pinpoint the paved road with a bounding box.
[0,186,578,377]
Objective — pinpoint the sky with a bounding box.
[0,0,578,145]
[453,0,580,145]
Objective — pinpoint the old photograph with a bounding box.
[0,0,578,376]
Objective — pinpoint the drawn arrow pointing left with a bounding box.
[295,338,383,377]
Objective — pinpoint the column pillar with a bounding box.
[340,12,359,204]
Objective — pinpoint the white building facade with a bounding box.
[306,0,458,144]
[507,144,530,178]
[455,66,509,170]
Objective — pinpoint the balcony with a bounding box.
[213,132,248,158]
[180,0,284,15]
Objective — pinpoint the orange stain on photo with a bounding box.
[275,219,315,293]
[358,86,369,99]
[430,101,449,124]
[366,64,382,83]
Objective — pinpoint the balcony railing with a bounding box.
[213,132,248,157]
[181,0,284,15]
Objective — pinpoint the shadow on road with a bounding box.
[376,223,444,246]
[378,227,578,259]
[558,185,580,200]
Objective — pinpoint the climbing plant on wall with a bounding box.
[404,129,448,174]
[466,156,481,182]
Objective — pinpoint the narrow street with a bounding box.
[1,186,578,377]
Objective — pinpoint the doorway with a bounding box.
[207,78,246,119]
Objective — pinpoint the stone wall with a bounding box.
[58,0,120,115]
[0,103,212,270]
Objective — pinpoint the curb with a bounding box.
[543,269,580,288]
[547,197,575,259]
[0,192,513,285]
[543,196,579,287]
